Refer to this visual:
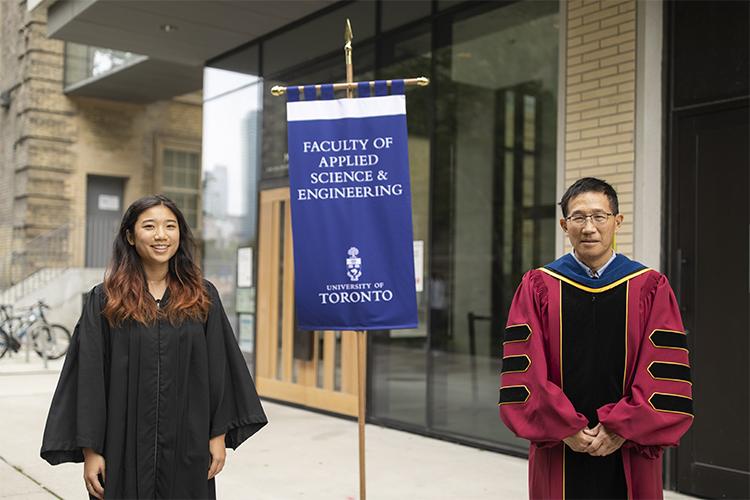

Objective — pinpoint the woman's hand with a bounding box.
[208,434,226,480]
[82,447,105,499]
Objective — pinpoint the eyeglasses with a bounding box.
[565,212,615,227]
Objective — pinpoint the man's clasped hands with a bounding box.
[563,423,625,456]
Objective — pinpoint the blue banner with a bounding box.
[286,94,418,331]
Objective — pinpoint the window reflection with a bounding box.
[429,0,558,449]
[202,67,263,358]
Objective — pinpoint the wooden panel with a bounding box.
[281,201,295,382]
[256,189,283,378]
[341,331,357,394]
[267,199,281,381]
[323,331,335,391]
[257,377,358,416]
[255,187,365,416]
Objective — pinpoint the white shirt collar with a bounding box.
[571,250,617,279]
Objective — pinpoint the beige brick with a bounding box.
[599,72,635,87]
[599,51,636,68]
[582,5,620,24]
[617,101,635,113]
[617,143,634,153]
[569,41,602,58]
[580,125,618,138]
[567,61,599,75]
[617,163,635,173]
[568,22,602,39]
[568,74,583,85]
[618,1,636,14]
[600,10,636,28]
[566,131,582,141]
[583,26,620,44]
[598,153,635,166]
[618,40,636,53]
[581,65,619,82]
[568,54,583,66]
[581,85,619,100]
[568,17,583,29]
[619,20,636,34]
[599,111,634,126]
[599,92,634,106]
[617,121,635,133]
[568,137,600,151]
[568,93,583,104]
[569,36,583,48]
[601,172,634,184]
[568,0,584,10]
[567,157,599,168]
[619,61,636,73]
[582,45,619,63]
[568,99,602,113]
[566,150,582,161]
[577,165,618,177]
[599,132,633,145]
[600,31,636,48]
[619,81,635,93]
[567,118,600,131]
[569,2,604,19]
[618,191,634,203]
[580,145,619,158]
[581,105,621,120]
[567,112,582,123]
[568,79,600,94]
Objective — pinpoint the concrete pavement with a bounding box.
[0,356,696,499]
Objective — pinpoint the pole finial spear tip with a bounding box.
[345,18,353,43]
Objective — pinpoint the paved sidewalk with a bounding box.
[0,357,696,499]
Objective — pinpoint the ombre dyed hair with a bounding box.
[103,194,210,326]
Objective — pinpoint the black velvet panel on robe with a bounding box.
[561,282,628,500]
[40,281,268,499]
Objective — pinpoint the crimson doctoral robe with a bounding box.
[499,254,693,499]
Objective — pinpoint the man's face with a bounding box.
[559,191,623,264]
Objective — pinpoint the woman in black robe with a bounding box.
[40,195,267,499]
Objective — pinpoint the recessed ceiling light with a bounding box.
[160,24,178,33]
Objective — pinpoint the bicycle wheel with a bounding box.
[0,328,8,359]
[31,324,72,360]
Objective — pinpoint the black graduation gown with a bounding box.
[40,280,268,499]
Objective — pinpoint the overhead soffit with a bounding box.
[47,0,338,67]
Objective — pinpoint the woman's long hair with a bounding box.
[103,194,211,326]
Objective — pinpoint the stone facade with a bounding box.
[0,1,202,287]
[564,0,637,255]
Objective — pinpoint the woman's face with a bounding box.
[126,204,180,268]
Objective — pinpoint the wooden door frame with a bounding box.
[255,187,360,416]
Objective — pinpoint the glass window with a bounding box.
[370,25,432,428]
[381,0,431,32]
[162,148,201,229]
[202,63,263,358]
[261,44,375,180]
[262,2,375,79]
[427,0,559,450]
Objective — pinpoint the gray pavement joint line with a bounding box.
[0,454,64,500]
[0,371,61,376]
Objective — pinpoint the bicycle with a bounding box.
[0,301,71,360]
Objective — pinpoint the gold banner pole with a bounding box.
[345,18,367,500]
[273,20,430,500]
[271,77,429,97]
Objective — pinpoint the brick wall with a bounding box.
[565,0,636,255]
[0,2,202,287]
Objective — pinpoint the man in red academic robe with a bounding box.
[499,177,693,499]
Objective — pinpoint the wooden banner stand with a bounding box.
[272,20,429,500]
